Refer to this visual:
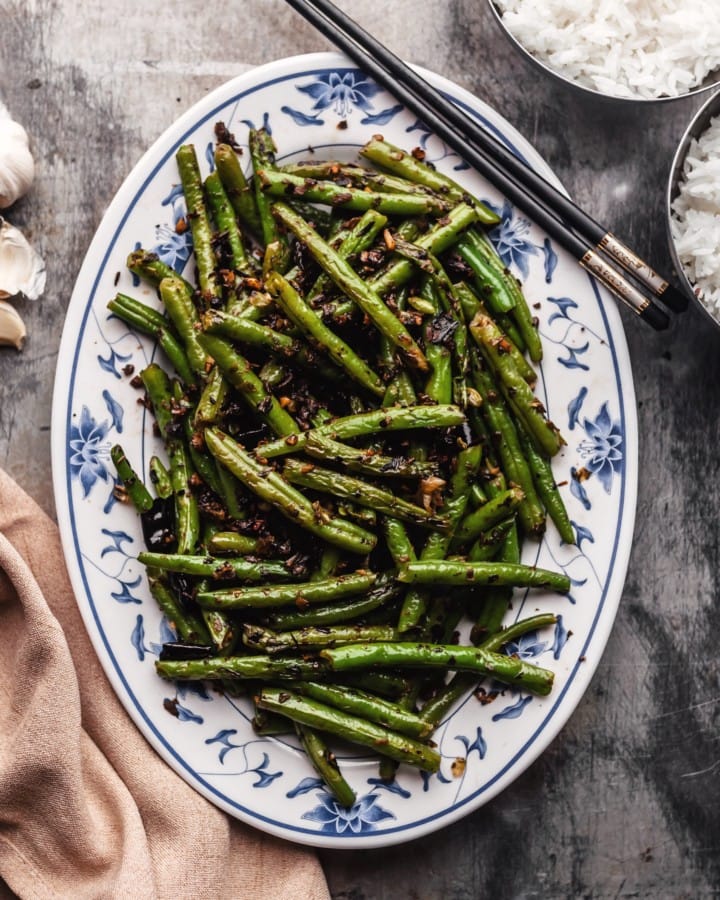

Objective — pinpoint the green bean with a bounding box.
[418,673,478,728]
[307,209,389,304]
[380,332,418,408]
[111,445,154,512]
[108,293,195,386]
[466,519,515,561]
[149,455,172,500]
[202,608,238,655]
[295,724,356,808]
[213,457,246,521]
[336,501,377,527]
[253,707,294,735]
[420,278,454,404]
[256,404,466,459]
[321,642,554,696]
[193,365,228,427]
[136,551,291,581]
[126,248,195,295]
[122,135,571,793]
[282,458,450,531]
[196,571,378,610]
[460,228,542,361]
[469,520,522,643]
[455,281,536,384]
[214,142,263,238]
[204,169,250,271]
[207,531,261,556]
[455,234,516,314]
[418,612,558,727]
[201,309,344,383]
[504,274,543,364]
[480,612,558,653]
[451,486,524,548]
[425,342,453,405]
[292,681,431,739]
[256,687,441,772]
[457,278,527,355]
[397,444,482,633]
[280,160,444,198]
[248,129,291,272]
[305,433,437,479]
[360,137,500,225]
[470,359,546,538]
[382,517,417,569]
[158,276,209,376]
[147,569,211,645]
[258,167,449,216]
[202,308,297,354]
[141,364,199,554]
[310,545,341,582]
[287,199,336,236]
[242,623,397,655]
[156,654,327,681]
[258,357,286,390]
[340,672,412,698]
[175,144,222,304]
[174,385,226,500]
[398,559,570,592]
[260,580,400,630]
[471,313,563,457]
[516,420,575,544]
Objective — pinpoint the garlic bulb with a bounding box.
[0,104,35,208]
[0,217,46,301]
[0,299,27,350]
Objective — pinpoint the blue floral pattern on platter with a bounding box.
[53,53,636,848]
[289,779,396,835]
[281,69,402,127]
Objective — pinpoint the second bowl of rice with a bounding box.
[488,0,720,102]
[668,90,720,322]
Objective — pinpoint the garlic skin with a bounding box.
[0,106,35,209]
[0,299,27,350]
[0,217,46,301]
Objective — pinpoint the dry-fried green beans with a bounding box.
[109,128,572,805]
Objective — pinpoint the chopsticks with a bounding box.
[285,0,686,331]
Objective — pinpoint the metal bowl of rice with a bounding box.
[488,1,720,102]
[668,90,720,322]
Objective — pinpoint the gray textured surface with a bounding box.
[1,1,719,897]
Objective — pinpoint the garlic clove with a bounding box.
[0,217,46,301]
[0,105,35,209]
[0,299,27,350]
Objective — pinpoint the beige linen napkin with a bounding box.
[0,469,330,900]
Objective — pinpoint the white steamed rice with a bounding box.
[671,115,720,318]
[494,0,720,99]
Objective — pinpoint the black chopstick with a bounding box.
[286,0,679,329]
